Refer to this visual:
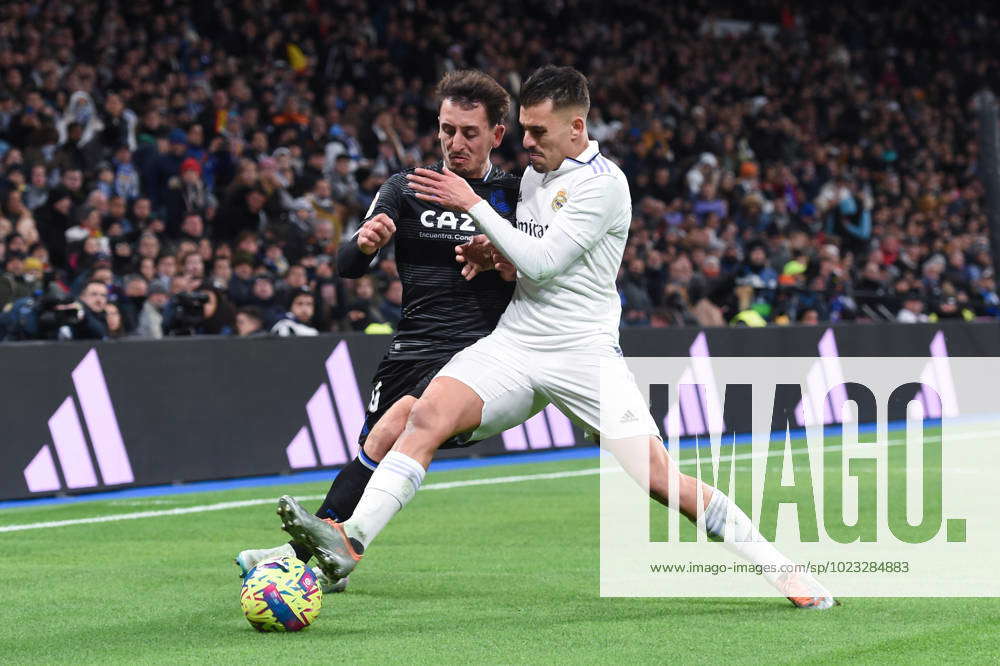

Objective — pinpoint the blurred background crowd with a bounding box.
[0,0,998,341]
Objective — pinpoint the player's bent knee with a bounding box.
[364,396,417,461]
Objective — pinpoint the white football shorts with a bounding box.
[436,329,659,442]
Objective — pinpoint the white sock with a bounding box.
[342,451,426,549]
[702,489,795,585]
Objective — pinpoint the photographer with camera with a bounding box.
[162,282,236,336]
[15,280,111,341]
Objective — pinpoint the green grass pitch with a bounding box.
[1,445,998,664]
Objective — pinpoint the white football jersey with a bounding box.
[497,140,630,349]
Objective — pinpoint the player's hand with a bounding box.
[357,213,396,255]
[455,234,495,280]
[407,166,482,212]
[494,252,516,282]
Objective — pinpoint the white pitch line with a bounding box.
[0,469,606,533]
[0,428,990,534]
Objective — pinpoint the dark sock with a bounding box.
[315,455,377,521]
[287,455,377,566]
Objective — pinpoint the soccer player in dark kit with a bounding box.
[235,69,520,591]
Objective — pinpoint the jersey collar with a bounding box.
[544,140,601,182]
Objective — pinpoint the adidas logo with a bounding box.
[794,328,849,427]
[663,332,724,438]
[501,404,576,450]
[620,409,638,424]
[917,331,958,418]
[794,329,958,425]
[23,349,133,493]
[286,341,367,469]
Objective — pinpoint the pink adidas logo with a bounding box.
[286,341,367,468]
[286,341,579,468]
[501,406,576,450]
[22,349,133,493]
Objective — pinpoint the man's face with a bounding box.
[253,279,274,300]
[184,254,203,277]
[63,170,82,190]
[313,220,333,241]
[287,266,307,288]
[291,295,314,322]
[213,259,232,281]
[53,196,72,215]
[31,166,46,187]
[182,214,204,238]
[236,312,261,336]
[158,255,176,276]
[125,279,147,298]
[139,235,159,258]
[519,100,583,173]
[234,262,253,280]
[134,199,151,219]
[109,197,126,219]
[81,283,108,312]
[438,98,503,178]
[247,191,266,212]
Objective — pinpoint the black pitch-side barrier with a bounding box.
[2,321,998,501]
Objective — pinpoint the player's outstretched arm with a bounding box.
[407,166,622,282]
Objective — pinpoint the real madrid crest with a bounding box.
[551,189,568,211]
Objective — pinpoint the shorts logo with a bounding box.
[551,189,568,211]
[620,409,638,424]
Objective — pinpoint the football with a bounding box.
[239,556,322,632]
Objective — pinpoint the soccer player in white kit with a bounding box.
[277,66,836,609]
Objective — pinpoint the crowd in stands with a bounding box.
[0,0,999,341]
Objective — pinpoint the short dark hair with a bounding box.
[290,289,314,307]
[237,305,263,323]
[520,65,590,113]
[435,70,511,127]
[83,279,108,293]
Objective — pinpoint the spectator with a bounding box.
[249,275,285,326]
[68,280,110,340]
[897,291,930,324]
[1,0,999,342]
[272,291,320,337]
[379,279,403,326]
[236,306,267,337]
[137,282,170,339]
[104,302,127,339]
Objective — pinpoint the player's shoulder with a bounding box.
[384,162,443,190]
[570,153,628,195]
[482,165,521,188]
[578,153,624,181]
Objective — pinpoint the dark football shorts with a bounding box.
[358,353,478,450]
